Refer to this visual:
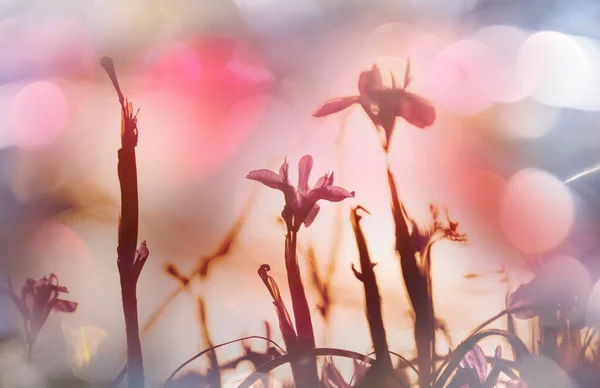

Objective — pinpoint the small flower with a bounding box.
[246,155,355,231]
[448,345,503,388]
[312,61,436,151]
[2,273,77,346]
[506,256,592,328]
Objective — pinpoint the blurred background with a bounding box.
[1,0,600,386]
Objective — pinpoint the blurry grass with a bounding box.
[138,183,260,339]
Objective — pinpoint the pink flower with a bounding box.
[448,345,503,388]
[312,62,436,151]
[506,257,592,327]
[246,155,355,231]
[2,273,77,344]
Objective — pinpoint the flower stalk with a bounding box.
[247,155,354,388]
[101,56,148,388]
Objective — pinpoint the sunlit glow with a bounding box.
[10,81,70,149]
[500,168,574,255]
[518,31,593,108]
[428,39,495,115]
[2,8,592,385]
[496,98,561,138]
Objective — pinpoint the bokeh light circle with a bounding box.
[31,221,96,311]
[586,280,600,329]
[10,81,69,149]
[450,169,507,234]
[470,24,534,103]
[518,31,592,108]
[500,168,574,255]
[496,99,561,139]
[428,39,494,115]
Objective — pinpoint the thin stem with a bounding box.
[283,229,318,387]
[433,329,530,388]
[237,347,377,388]
[163,336,284,387]
[102,55,145,388]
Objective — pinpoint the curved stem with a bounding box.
[163,336,285,387]
[236,347,377,388]
[433,329,530,388]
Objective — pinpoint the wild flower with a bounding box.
[1,273,77,359]
[506,256,592,328]
[447,345,503,388]
[246,154,355,232]
[312,61,436,151]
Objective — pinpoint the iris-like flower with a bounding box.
[506,256,592,328]
[2,273,77,346]
[448,345,503,388]
[312,61,436,151]
[246,155,355,231]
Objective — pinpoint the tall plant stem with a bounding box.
[284,229,319,388]
[101,56,146,388]
[386,161,434,388]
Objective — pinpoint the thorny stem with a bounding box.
[284,229,319,388]
[350,206,393,371]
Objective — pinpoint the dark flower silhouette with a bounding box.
[312,60,436,151]
[246,155,355,231]
[2,273,77,358]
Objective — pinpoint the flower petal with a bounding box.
[491,345,502,370]
[279,158,290,183]
[322,358,350,388]
[309,186,355,203]
[312,96,360,117]
[297,155,313,195]
[358,65,383,97]
[303,203,320,228]
[136,240,150,262]
[447,367,478,388]
[352,359,369,384]
[53,299,78,313]
[246,169,285,190]
[460,344,487,384]
[507,285,539,319]
[314,173,329,188]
